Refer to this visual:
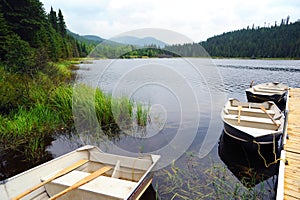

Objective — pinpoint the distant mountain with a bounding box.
[111,36,168,47]
[82,35,104,43]
[67,30,104,45]
[67,30,129,47]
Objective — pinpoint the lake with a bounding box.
[8,58,300,199]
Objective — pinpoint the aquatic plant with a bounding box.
[154,153,275,199]
[50,85,74,126]
[136,102,149,127]
[0,103,60,161]
[74,84,149,135]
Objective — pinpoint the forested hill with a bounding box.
[0,0,93,63]
[200,20,300,58]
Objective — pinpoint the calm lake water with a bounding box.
[5,58,300,199]
[47,58,300,199]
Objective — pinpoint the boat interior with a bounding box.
[45,150,154,200]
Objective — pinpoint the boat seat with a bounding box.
[224,114,280,125]
[253,87,283,94]
[228,107,275,115]
[256,86,287,91]
[43,170,137,199]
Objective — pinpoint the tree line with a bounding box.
[165,18,300,58]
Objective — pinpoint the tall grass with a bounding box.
[136,102,149,126]
[50,85,73,126]
[0,104,60,161]
[69,84,148,135]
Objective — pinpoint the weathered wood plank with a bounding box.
[284,88,300,199]
[286,151,300,161]
[284,194,299,200]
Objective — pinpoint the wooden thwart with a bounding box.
[49,166,112,200]
[260,106,279,127]
[12,159,89,200]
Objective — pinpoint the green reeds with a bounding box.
[73,84,149,135]
[136,102,149,127]
[0,104,60,161]
[50,85,74,126]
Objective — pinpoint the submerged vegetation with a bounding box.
[155,153,276,199]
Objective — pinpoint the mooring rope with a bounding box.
[253,134,283,168]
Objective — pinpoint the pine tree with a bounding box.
[1,0,47,47]
[57,9,67,37]
[49,6,58,31]
[0,8,10,60]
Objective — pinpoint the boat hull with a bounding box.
[246,90,287,111]
[223,122,281,148]
[218,132,278,187]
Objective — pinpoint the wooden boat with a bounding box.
[0,145,160,200]
[221,98,285,145]
[245,82,288,111]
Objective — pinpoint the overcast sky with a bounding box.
[40,0,300,44]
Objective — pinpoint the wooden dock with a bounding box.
[277,88,300,200]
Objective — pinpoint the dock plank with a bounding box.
[284,88,300,200]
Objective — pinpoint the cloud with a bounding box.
[40,0,300,43]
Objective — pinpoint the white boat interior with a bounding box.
[0,145,160,200]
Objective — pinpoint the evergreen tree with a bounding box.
[0,8,10,60]
[49,6,58,31]
[4,34,35,75]
[1,0,47,47]
[57,9,66,37]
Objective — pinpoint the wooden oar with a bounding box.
[49,166,112,200]
[12,159,89,200]
[260,106,279,127]
[237,106,242,124]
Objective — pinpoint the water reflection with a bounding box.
[218,131,278,188]
[0,147,53,181]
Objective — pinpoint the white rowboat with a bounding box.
[0,145,160,200]
[245,82,288,111]
[221,98,285,145]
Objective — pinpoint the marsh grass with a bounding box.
[50,85,73,126]
[136,102,149,127]
[0,60,149,169]
[155,153,274,199]
[72,84,149,135]
[0,104,60,161]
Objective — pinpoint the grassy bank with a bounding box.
[0,60,148,166]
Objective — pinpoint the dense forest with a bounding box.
[165,18,300,58]
[0,0,93,64]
